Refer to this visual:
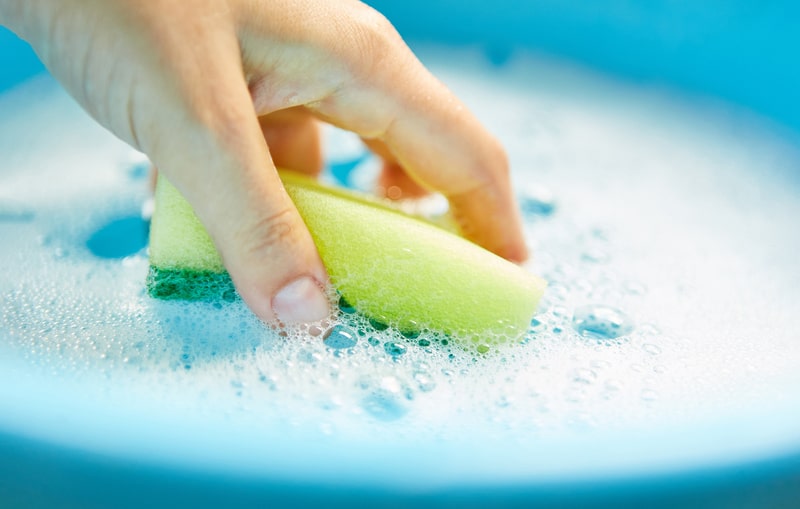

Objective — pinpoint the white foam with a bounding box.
[1,44,799,485]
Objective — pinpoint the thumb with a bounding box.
[157,110,331,325]
[140,48,330,326]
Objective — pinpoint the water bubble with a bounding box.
[337,296,356,314]
[297,349,322,364]
[368,318,389,331]
[572,305,634,340]
[384,341,407,357]
[323,325,358,350]
[258,373,278,390]
[529,317,545,333]
[361,391,408,421]
[401,327,421,340]
[413,371,436,392]
[360,376,408,421]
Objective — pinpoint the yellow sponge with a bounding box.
[147,170,546,342]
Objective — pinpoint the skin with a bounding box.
[0,0,528,326]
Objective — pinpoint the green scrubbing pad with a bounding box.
[147,170,546,342]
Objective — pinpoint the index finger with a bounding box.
[311,22,527,262]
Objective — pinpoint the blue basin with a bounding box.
[1,2,799,508]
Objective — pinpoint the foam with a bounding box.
[1,44,800,484]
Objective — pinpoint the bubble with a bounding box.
[360,376,408,421]
[401,327,421,340]
[572,305,634,340]
[337,296,356,314]
[368,318,389,331]
[413,371,436,392]
[529,317,545,333]
[361,391,408,421]
[383,341,407,357]
[323,325,358,350]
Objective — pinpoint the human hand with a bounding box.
[1,0,528,326]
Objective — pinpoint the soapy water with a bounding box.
[1,44,800,482]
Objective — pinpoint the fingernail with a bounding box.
[272,276,330,325]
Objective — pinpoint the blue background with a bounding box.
[3,1,800,131]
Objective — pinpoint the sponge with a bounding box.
[147,170,546,342]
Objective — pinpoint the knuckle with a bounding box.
[347,6,399,67]
[237,207,296,260]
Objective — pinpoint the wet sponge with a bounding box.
[147,171,546,342]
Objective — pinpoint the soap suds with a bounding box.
[1,44,799,483]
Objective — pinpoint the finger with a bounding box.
[240,2,528,262]
[258,107,323,177]
[361,138,430,200]
[135,13,330,325]
[323,69,526,262]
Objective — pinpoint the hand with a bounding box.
[1,0,528,326]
